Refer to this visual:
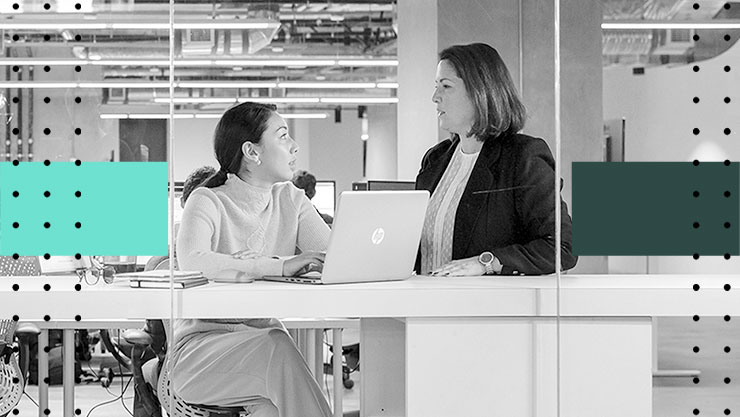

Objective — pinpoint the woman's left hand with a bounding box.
[431,256,486,277]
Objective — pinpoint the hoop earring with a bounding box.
[255,159,261,166]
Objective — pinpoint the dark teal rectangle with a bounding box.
[572,162,739,256]
[0,162,168,256]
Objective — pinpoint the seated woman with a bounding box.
[174,102,331,417]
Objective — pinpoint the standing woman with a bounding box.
[417,43,578,276]
[174,102,332,417]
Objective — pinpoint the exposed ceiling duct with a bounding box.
[602,0,739,66]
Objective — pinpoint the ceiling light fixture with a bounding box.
[213,59,336,67]
[277,82,378,89]
[602,21,740,30]
[279,113,328,119]
[337,60,399,66]
[0,82,171,89]
[100,112,327,120]
[153,98,238,104]
[320,97,399,104]
[141,97,398,105]
[176,82,278,89]
[376,82,400,89]
[0,58,398,69]
[0,21,281,30]
[238,97,321,104]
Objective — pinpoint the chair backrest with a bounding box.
[143,256,172,354]
[0,320,22,416]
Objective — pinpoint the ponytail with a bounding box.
[201,169,229,189]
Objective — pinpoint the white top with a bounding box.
[176,174,330,280]
[420,145,480,274]
[174,174,330,344]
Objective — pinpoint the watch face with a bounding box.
[479,252,494,264]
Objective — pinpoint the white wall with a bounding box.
[603,39,740,274]
[397,0,439,180]
[304,108,364,194]
[366,105,398,180]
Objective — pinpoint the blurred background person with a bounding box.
[181,165,217,208]
[292,169,334,226]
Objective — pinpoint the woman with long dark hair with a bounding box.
[174,102,331,417]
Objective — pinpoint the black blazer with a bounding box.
[415,133,577,275]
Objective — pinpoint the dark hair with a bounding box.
[439,43,526,140]
[291,170,317,200]
[201,102,278,188]
[181,165,217,207]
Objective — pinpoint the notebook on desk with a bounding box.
[116,270,209,289]
[263,190,429,285]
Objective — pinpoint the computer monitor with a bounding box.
[313,180,336,217]
[352,180,416,191]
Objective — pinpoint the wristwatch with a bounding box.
[478,251,497,275]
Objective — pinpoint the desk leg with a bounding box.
[313,330,323,386]
[63,329,74,417]
[306,329,316,377]
[360,318,405,417]
[38,330,49,417]
[332,329,342,417]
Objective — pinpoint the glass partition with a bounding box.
[0,0,172,415]
[168,2,397,417]
[21,0,740,415]
[563,1,739,416]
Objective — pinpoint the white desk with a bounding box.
[4,274,738,417]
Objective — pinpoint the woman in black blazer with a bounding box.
[416,43,577,276]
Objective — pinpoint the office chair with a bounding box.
[0,320,24,417]
[97,256,175,388]
[122,258,248,417]
[0,257,43,416]
[0,320,41,417]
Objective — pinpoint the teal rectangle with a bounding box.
[0,162,168,256]
[572,162,739,256]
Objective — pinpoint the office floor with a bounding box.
[14,369,360,417]
[11,318,738,416]
[654,316,740,417]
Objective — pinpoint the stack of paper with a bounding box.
[116,270,209,289]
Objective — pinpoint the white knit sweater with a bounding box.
[173,174,330,344]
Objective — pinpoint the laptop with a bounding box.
[263,190,429,284]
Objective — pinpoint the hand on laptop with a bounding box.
[431,256,486,277]
[283,252,326,277]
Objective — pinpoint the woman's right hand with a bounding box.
[282,252,326,276]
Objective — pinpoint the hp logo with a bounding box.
[371,227,385,245]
